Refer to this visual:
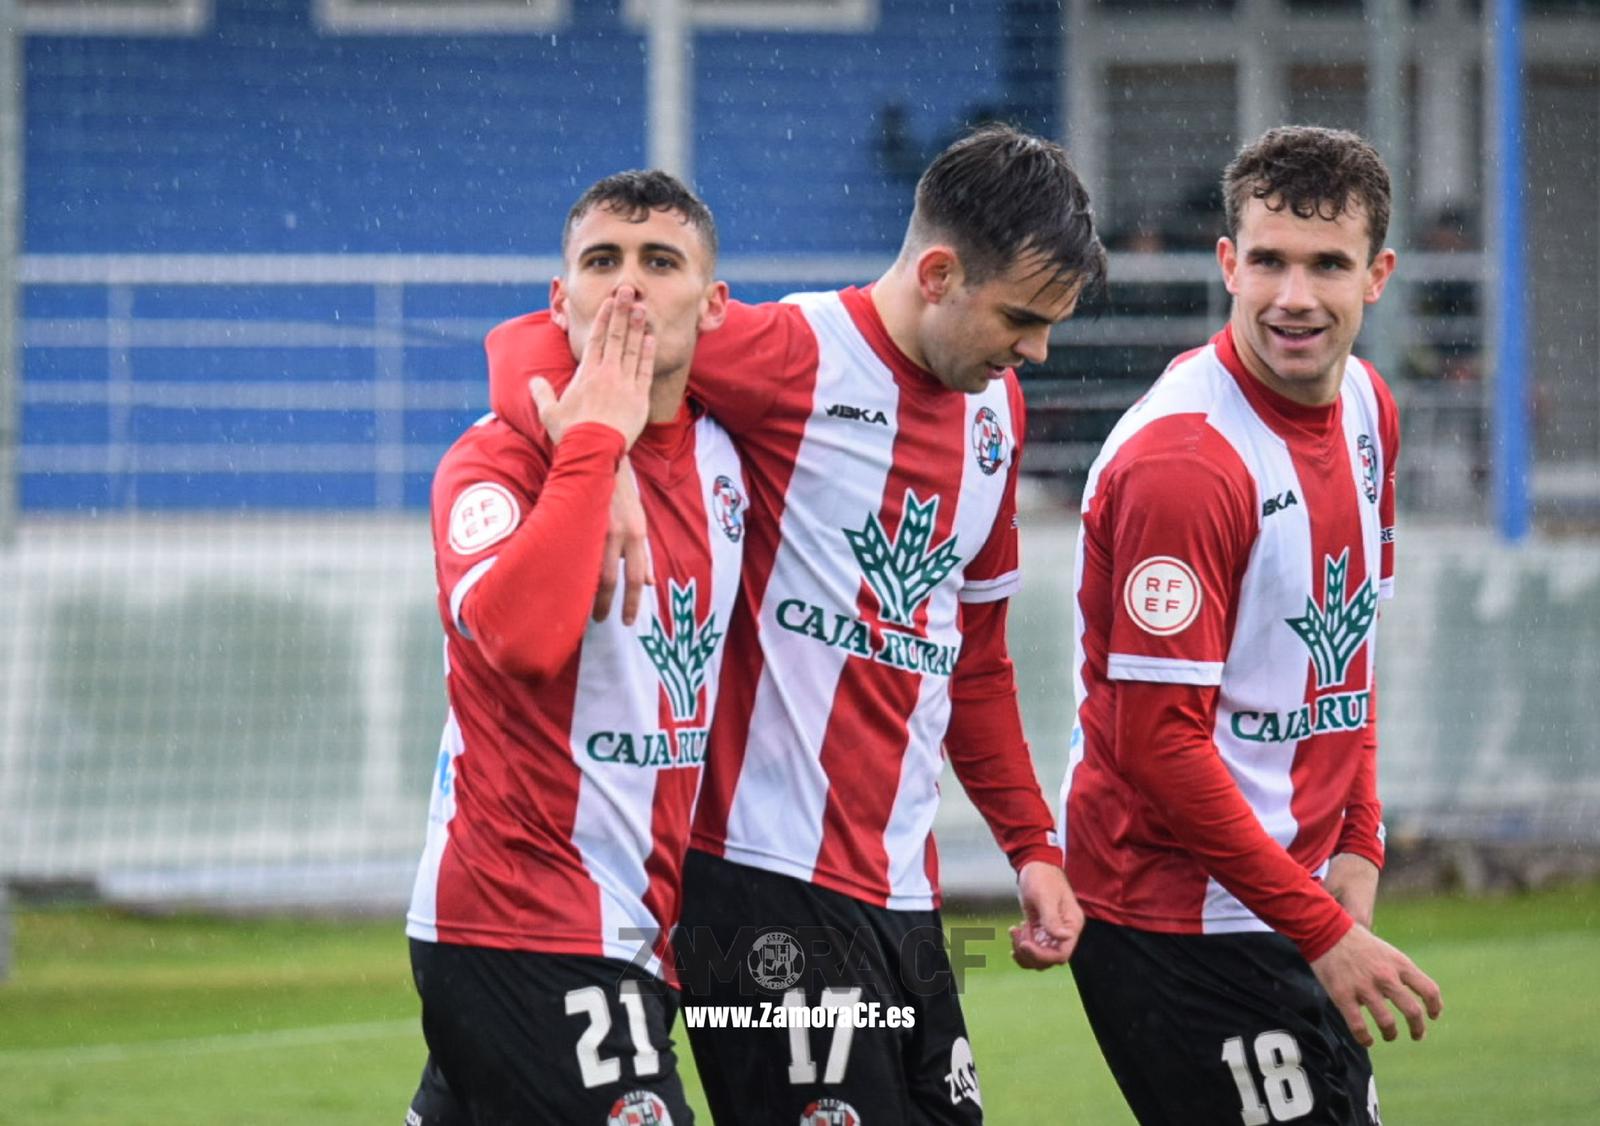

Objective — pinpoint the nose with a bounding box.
[1014,324,1051,366]
[1276,265,1316,313]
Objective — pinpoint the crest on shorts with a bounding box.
[607,1090,673,1126]
[799,1098,862,1126]
[747,929,804,991]
[944,1036,982,1107]
[971,406,1008,476]
[639,579,723,722]
[1357,434,1379,504]
[712,474,746,543]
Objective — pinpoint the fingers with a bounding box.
[603,286,636,362]
[636,331,658,388]
[1009,923,1071,970]
[593,537,620,622]
[1336,996,1375,1048]
[620,534,653,625]
[529,377,557,430]
[582,296,617,362]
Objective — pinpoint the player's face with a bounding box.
[919,250,1082,394]
[551,204,728,380]
[1219,195,1396,406]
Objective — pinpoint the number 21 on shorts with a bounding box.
[1221,1030,1313,1124]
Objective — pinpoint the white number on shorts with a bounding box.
[564,983,661,1089]
[1221,1031,1314,1123]
[784,986,862,1084]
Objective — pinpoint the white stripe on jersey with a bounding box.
[406,708,464,942]
[1107,654,1225,685]
[448,556,497,638]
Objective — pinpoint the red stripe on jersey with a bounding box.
[690,305,822,856]
[635,422,716,986]
[808,300,969,905]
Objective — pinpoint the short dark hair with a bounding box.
[908,123,1107,300]
[1223,126,1392,261]
[562,169,719,265]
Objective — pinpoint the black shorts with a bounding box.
[676,849,984,1125]
[405,938,694,1126]
[1070,918,1380,1126]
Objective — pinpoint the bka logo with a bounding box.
[1358,434,1379,503]
[1287,549,1377,690]
[844,489,961,626]
[972,405,1008,475]
[1262,489,1299,517]
[826,402,889,425]
[747,930,804,991]
[639,579,722,722]
[607,1090,674,1126]
[945,1036,983,1107]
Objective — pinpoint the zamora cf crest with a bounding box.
[844,489,961,626]
[1286,549,1378,689]
[638,579,722,722]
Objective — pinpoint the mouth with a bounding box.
[1266,325,1327,346]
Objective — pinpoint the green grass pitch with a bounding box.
[1,883,1597,1124]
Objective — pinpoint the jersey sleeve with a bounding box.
[483,310,576,448]
[1102,438,1257,686]
[688,299,814,434]
[944,597,1061,872]
[959,375,1024,605]
[1335,682,1385,868]
[1116,679,1353,960]
[432,421,626,681]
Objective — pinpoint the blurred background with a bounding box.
[1,0,1598,957]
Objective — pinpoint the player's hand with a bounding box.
[1324,853,1381,930]
[1009,860,1083,969]
[529,286,655,450]
[593,461,654,625]
[1310,924,1443,1047]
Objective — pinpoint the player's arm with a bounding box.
[483,294,659,626]
[686,299,808,434]
[946,597,1082,968]
[451,295,655,680]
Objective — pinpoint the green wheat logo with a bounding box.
[1286,549,1378,690]
[844,489,961,627]
[639,579,722,722]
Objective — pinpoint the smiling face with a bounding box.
[916,248,1083,394]
[1218,194,1396,406]
[550,203,727,380]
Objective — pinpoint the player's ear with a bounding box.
[1216,237,1240,295]
[549,277,569,331]
[915,246,960,305]
[1364,247,1398,304]
[698,280,730,334]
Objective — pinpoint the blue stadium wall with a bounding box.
[22,0,1061,511]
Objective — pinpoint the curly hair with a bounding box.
[562,169,718,264]
[1222,126,1392,261]
[908,123,1108,301]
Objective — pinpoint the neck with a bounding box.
[1230,316,1344,408]
[647,366,690,424]
[869,262,930,370]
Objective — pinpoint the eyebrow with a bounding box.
[1003,305,1056,327]
[1246,245,1358,269]
[576,240,688,260]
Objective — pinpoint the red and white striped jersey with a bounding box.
[1061,325,1398,949]
[406,404,745,982]
[682,288,1046,910]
